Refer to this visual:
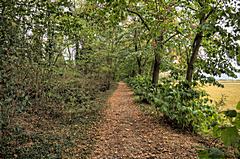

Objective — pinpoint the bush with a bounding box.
[197,102,240,158]
[128,75,220,132]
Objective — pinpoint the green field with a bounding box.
[204,80,240,110]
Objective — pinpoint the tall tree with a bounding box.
[127,0,180,85]
[180,0,240,83]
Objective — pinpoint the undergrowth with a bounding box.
[127,75,240,158]
[0,67,114,159]
[127,75,219,132]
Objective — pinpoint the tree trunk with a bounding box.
[152,51,161,85]
[152,35,163,85]
[186,32,203,82]
[134,29,142,75]
[137,57,142,75]
[75,40,79,61]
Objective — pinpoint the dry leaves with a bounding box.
[90,82,203,159]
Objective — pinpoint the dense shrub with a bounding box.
[128,75,220,132]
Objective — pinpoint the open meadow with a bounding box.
[204,80,240,110]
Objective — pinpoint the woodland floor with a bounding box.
[90,82,204,159]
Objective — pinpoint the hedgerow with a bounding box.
[127,75,219,132]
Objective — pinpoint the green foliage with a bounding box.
[215,103,240,153]
[0,0,114,158]
[128,76,219,132]
[224,110,237,118]
[198,147,225,159]
[126,75,153,102]
[0,67,112,158]
[129,76,239,157]
[1,0,240,158]
[236,101,240,110]
[220,126,239,146]
[199,103,240,158]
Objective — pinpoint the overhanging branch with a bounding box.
[127,9,150,31]
[204,1,220,21]
[163,32,179,44]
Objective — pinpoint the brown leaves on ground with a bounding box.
[91,82,203,159]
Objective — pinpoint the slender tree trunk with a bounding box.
[137,57,142,75]
[75,40,79,61]
[186,32,203,82]
[152,51,161,85]
[47,32,54,66]
[134,29,142,75]
[152,35,163,85]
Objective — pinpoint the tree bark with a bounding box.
[152,35,163,85]
[152,50,161,85]
[185,4,217,82]
[75,40,79,61]
[134,29,142,75]
[186,32,203,82]
[137,57,142,75]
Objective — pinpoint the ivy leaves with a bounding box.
[210,102,240,156]
[221,126,239,146]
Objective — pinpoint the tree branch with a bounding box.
[163,32,179,44]
[204,1,220,21]
[197,1,204,7]
[187,6,198,12]
[127,9,151,31]
[204,8,215,21]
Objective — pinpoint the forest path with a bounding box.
[91,82,202,159]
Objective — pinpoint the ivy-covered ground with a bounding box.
[91,82,205,159]
[0,74,115,159]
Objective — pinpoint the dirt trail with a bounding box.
[91,82,202,159]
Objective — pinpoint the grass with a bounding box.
[203,80,240,110]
